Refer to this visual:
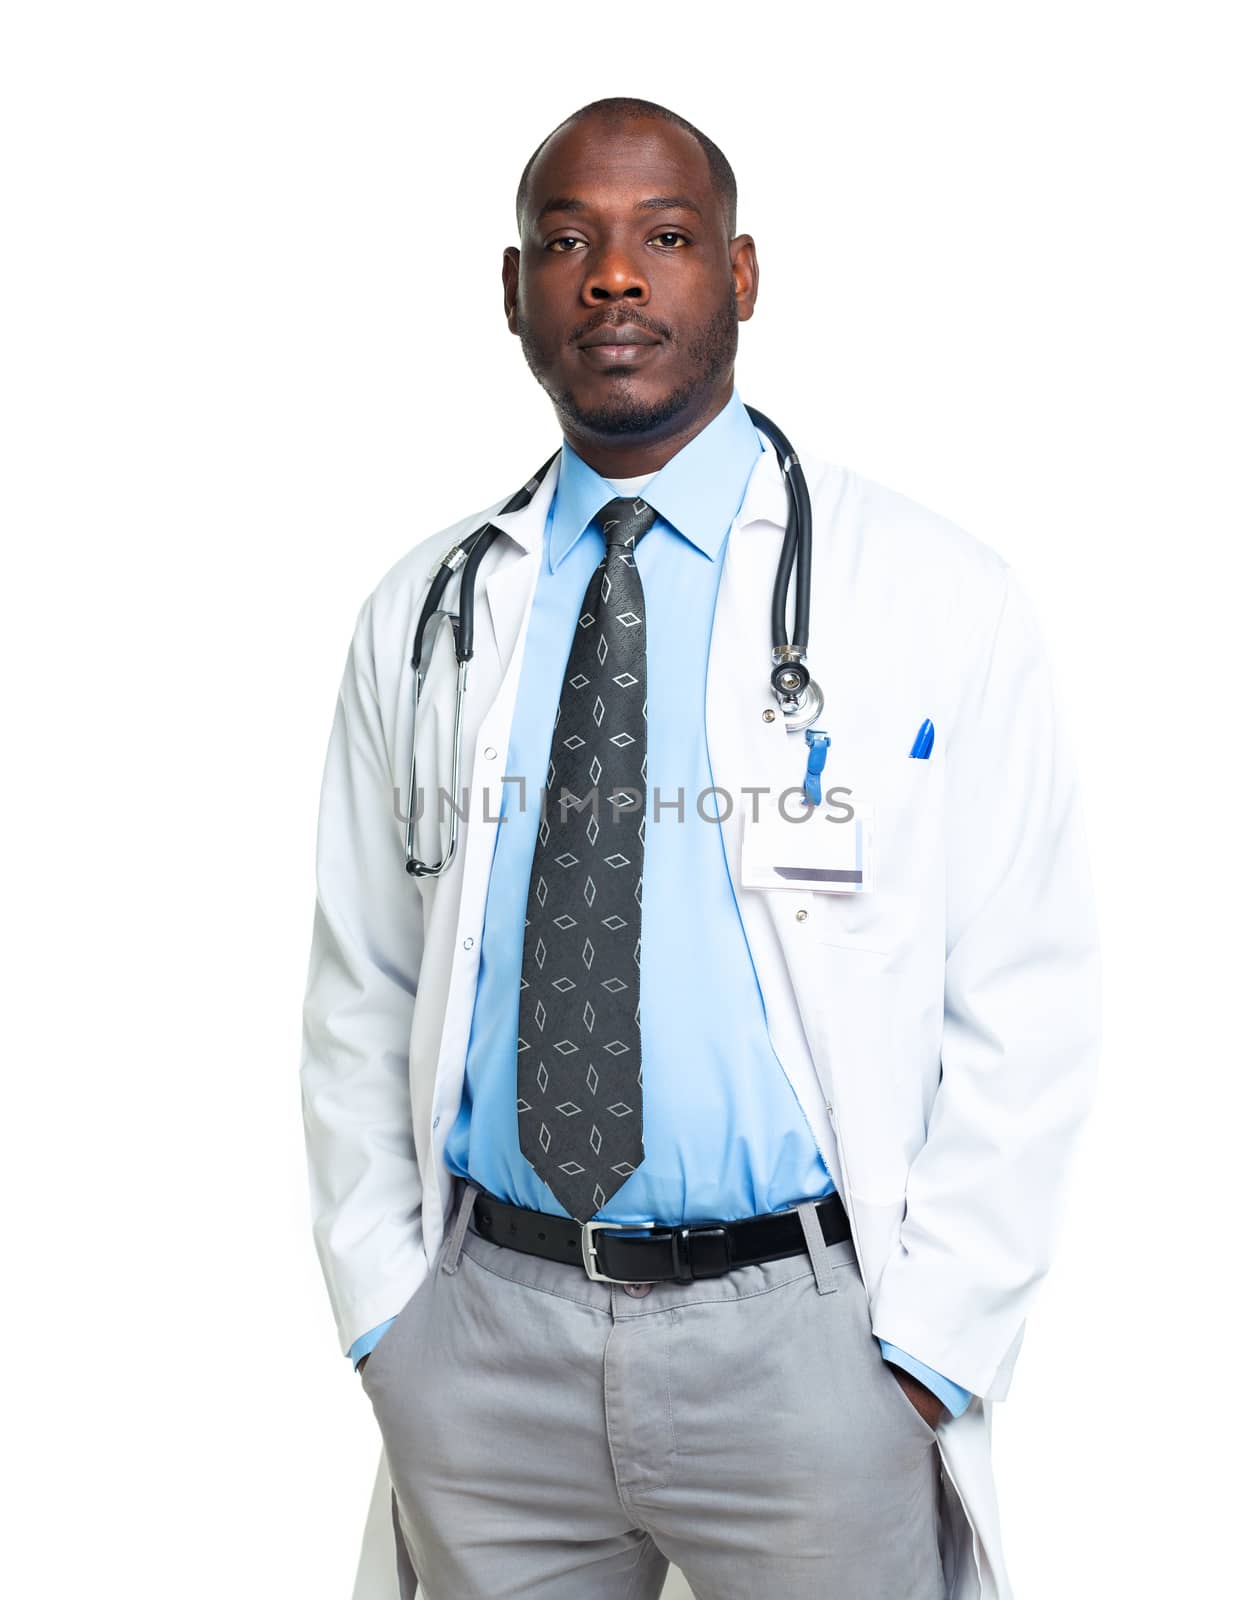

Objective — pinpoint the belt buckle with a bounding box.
[581,1219,657,1282]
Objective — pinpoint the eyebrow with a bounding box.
[536,194,704,221]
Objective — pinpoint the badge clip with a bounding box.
[802,728,832,806]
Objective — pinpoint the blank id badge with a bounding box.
[740,795,876,893]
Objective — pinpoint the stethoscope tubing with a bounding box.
[741,405,812,656]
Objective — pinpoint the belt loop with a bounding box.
[795,1200,840,1296]
[440,1180,478,1275]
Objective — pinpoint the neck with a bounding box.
[560,382,733,479]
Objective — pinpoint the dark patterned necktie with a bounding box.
[517,496,657,1222]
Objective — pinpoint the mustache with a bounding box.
[569,310,673,344]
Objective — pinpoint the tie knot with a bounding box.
[597,496,657,552]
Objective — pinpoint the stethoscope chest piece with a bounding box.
[771,645,824,731]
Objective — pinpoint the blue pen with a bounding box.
[803,728,831,804]
[909,719,935,759]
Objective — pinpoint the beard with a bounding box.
[516,286,739,437]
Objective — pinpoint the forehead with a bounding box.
[523,116,716,221]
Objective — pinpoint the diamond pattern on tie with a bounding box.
[517,496,656,1221]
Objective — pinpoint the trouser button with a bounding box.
[623,1281,654,1298]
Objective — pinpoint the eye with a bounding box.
[546,236,586,252]
[651,231,689,248]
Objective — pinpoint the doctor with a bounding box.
[301,97,1100,1600]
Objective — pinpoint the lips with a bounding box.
[577,324,661,349]
[574,323,663,373]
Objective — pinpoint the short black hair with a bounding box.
[515,97,738,239]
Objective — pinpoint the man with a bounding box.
[301,98,1100,1600]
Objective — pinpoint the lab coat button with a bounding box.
[796,909,808,922]
[463,937,475,950]
[432,1115,440,1129]
[484,747,498,760]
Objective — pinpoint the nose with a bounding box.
[581,240,650,305]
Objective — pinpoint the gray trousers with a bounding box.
[360,1180,947,1600]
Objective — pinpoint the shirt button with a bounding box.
[484,747,497,760]
[623,1281,654,1298]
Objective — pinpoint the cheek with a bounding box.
[522,261,576,314]
[658,267,732,331]
[514,298,562,362]
[520,291,577,356]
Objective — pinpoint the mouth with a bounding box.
[577,324,661,349]
[575,323,663,370]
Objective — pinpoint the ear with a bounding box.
[730,235,759,324]
[502,246,521,335]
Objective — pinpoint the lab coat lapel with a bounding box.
[706,440,791,850]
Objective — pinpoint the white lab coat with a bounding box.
[301,437,1101,1600]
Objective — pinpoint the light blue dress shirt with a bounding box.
[350,390,971,1421]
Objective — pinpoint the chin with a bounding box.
[558,377,692,439]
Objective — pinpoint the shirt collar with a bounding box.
[546,388,764,573]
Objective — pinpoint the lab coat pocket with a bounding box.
[840,751,940,878]
[816,747,944,956]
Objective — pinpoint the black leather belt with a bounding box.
[467,1187,851,1285]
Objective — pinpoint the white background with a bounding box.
[3,3,1237,1596]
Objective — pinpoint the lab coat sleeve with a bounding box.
[300,593,428,1359]
[868,563,1102,1402]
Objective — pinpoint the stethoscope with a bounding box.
[403,406,824,878]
